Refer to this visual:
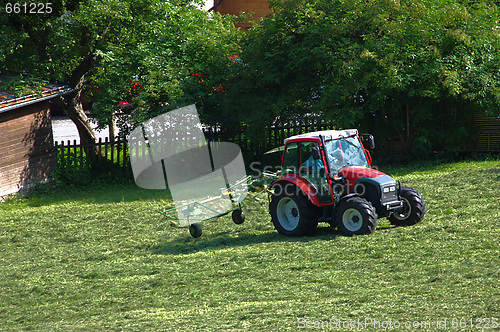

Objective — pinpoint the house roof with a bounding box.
[0,77,72,114]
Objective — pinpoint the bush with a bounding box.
[54,157,133,189]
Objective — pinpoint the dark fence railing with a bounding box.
[54,138,129,169]
[53,114,500,173]
[206,117,337,159]
[53,117,337,171]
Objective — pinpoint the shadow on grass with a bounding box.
[150,226,345,256]
[481,168,500,180]
[149,222,397,256]
[23,183,173,207]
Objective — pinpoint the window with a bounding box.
[283,141,332,203]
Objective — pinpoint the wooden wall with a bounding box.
[0,101,56,197]
[471,115,500,152]
[214,0,272,30]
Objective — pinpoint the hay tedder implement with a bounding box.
[158,172,277,238]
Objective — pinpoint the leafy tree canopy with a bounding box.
[89,1,242,136]
[0,0,241,143]
[226,0,500,155]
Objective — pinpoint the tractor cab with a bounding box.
[278,129,380,204]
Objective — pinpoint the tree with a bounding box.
[1,0,124,153]
[89,2,241,138]
[225,0,500,156]
[0,0,241,152]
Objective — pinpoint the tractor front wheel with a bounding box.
[335,197,378,236]
[389,186,426,226]
[269,184,320,237]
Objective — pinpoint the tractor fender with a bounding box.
[336,193,360,206]
[333,193,361,214]
[270,176,322,207]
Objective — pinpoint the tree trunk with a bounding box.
[61,49,100,158]
[404,103,411,155]
[59,88,98,158]
[109,112,117,143]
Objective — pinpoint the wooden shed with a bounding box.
[0,79,71,197]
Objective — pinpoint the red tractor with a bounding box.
[268,129,426,237]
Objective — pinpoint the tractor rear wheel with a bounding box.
[335,197,378,236]
[389,186,426,226]
[269,184,320,236]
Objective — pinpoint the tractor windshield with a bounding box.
[325,136,369,174]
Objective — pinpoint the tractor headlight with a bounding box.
[382,184,398,202]
[384,186,396,193]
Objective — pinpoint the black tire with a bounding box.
[335,197,378,236]
[269,184,321,236]
[389,186,426,226]
[232,209,245,224]
[189,223,202,238]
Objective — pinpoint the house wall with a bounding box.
[0,101,56,197]
[214,0,271,30]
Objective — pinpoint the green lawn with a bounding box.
[1,160,499,331]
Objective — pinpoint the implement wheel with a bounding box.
[232,209,245,224]
[189,223,202,238]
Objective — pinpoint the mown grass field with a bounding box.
[1,160,499,331]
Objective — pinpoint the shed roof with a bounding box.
[0,77,72,114]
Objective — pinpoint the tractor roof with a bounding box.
[284,129,358,144]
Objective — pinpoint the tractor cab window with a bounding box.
[299,142,324,176]
[282,141,332,203]
[283,142,299,175]
[283,141,321,174]
[325,136,368,174]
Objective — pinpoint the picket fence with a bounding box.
[53,118,337,170]
[53,115,500,171]
[54,138,129,169]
